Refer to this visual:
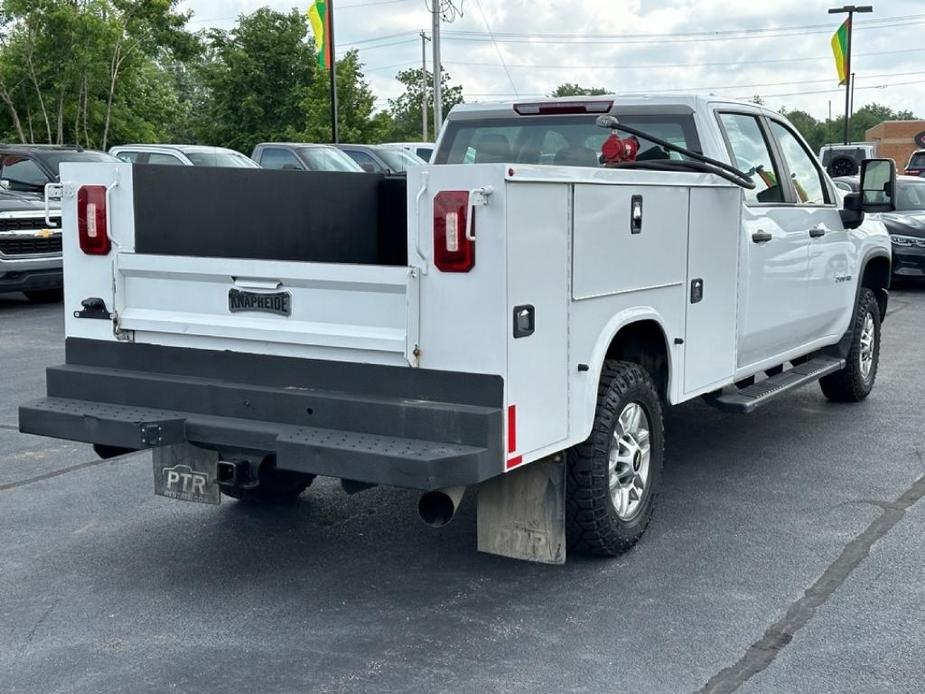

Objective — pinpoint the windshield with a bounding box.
[895,180,925,211]
[435,113,701,168]
[909,153,925,168]
[36,150,119,176]
[375,147,424,172]
[185,151,259,168]
[300,147,363,172]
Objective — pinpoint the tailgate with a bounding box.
[114,253,420,366]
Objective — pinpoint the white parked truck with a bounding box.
[20,95,895,564]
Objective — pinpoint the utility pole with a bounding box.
[431,1,443,133]
[420,31,430,141]
[829,5,872,145]
[328,0,339,143]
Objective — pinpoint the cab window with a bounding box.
[717,113,783,205]
[769,121,828,205]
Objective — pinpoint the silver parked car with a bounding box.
[110,144,259,168]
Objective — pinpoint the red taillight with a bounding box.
[433,190,474,272]
[77,185,110,255]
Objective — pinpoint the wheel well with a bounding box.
[861,255,890,319]
[604,320,670,400]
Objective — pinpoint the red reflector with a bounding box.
[433,190,474,272]
[514,100,613,116]
[507,405,517,453]
[77,185,110,255]
[506,456,524,470]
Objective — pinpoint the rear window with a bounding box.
[909,152,925,168]
[434,113,701,168]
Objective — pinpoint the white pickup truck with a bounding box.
[20,95,896,564]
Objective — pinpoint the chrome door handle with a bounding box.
[751,230,772,243]
[809,224,827,238]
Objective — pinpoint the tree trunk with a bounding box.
[25,41,52,143]
[0,82,27,143]
[101,41,123,151]
[56,88,65,144]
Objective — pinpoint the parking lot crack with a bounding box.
[696,470,925,694]
[0,452,139,492]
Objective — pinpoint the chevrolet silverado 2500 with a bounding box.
[20,95,895,563]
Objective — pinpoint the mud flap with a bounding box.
[153,443,221,505]
[476,455,566,564]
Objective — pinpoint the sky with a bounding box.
[178,0,925,121]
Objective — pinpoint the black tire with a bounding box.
[222,468,315,502]
[24,288,63,303]
[820,288,881,402]
[566,360,665,556]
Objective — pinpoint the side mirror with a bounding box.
[859,158,896,212]
[0,179,9,190]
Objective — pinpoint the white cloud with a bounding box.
[179,0,925,120]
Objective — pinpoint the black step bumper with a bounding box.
[19,339,504,491]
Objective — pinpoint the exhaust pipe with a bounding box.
[418,486,466,528]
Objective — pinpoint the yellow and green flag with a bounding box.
[308,0,331,72]
[831,18,851,86]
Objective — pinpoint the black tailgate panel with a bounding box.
[132,165,407,265]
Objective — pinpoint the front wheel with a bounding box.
[566,360,665,556]
[820,287,881,402]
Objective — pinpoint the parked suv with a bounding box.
[251,143,362,172]
[110,144,259,168]
[904,149,925,177]
[0,144,118,197]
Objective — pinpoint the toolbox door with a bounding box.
[504,183,570,467]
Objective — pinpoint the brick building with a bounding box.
[865,120,925,169]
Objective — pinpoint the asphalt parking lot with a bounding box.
[1,287,924,694]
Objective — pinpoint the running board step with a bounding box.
[704,356,845,414]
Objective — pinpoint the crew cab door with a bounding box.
[764,119,856,340]
[716,111,811,369]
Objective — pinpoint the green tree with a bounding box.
[550,83,608,97]
[301,50,385,143]
[0,0,196,147]
[386,67,463,141]
[193,8,315,153]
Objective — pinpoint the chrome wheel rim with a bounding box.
[859,311,875,382]
[608,402,651,521]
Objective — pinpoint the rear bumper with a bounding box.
[19,339,504,491]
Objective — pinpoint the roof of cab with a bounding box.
[445,94,770,121]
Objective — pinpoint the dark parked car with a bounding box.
[904,149,925,177]
[0,144,119,197]
[250,143,362,172]
[0,187,63,302]
[335,144,426,173]
[835,175,925,281]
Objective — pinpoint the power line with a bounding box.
[471,0,518,98]
[361,47,925,75]
[441,12,925,41]
[440,17,925,45]
[187,0,412,25]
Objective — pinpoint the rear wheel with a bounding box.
[566,360,664,556]
[24,288,63,303]
[820,288,881,402]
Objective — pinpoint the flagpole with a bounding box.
[829,5,873,146]
[328,0,339,143]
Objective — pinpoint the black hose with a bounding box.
[606,159,757,189]
[602,120,756,189]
